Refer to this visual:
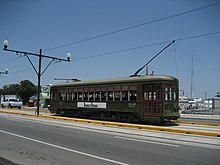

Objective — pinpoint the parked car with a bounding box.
[1,99,22,109]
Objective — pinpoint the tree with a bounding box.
[1,84,21,96]
[1,80,37,104]
[18,80,37,104]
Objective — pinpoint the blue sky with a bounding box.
[0,0,220,99]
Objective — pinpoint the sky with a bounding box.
[0,0,220,99]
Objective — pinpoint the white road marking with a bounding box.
[115,136,180,147]
[0,129,129,165]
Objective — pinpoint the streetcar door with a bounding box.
[143,84,162,116]
[50,89,58,113]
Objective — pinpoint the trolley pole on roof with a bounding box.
[3,39,71,115]
[54,78,81,83]
[130,40,175,77]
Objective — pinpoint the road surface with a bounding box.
[0,113,220,165]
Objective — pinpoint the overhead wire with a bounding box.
[44,2,220,52]
[2,31,219,66]
[6,31,220,74]
[0,57,22,65]
[74,31,220,61]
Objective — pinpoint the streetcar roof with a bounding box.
[51,75,178,88]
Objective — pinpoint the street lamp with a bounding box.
[3,39,8,49]
[0,68,8,75]
[66,51,71,62]
[3,39,71,115]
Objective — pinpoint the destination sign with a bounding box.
[77,102,106,109]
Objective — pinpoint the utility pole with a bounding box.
[3,39,71,115]
[0,68,8,104]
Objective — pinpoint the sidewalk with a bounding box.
[0,106,54,116]
[180,113,220,120]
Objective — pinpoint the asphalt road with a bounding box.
[0,114,220,165]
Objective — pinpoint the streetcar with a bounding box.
[49,75,180,123]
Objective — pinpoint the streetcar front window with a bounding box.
[164,87,178,101]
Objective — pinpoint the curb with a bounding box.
[1,110,220,138]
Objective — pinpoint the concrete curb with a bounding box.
[1,110,220,138]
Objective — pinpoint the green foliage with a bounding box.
[1,80,37,104]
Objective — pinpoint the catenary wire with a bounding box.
[0,57,22,65]
[74,31,220,61]
[44,2,220,52]
[6,31,220,74]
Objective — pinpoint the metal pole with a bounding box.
[3,44,70,116]
[36,49,42,115]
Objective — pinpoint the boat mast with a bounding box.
[190,55,194,100]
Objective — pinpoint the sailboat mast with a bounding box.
[190,55,194,100]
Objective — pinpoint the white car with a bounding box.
[1,99,23,109]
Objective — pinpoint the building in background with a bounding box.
[212,92,220,115]
[40,85,51,108]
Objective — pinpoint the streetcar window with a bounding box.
[89,92,94,101]
[65,93,68,101]
[67,92,72,101]
[148,92,152,100]
[70,93,73,101]
[73,93,77,100]
[114,91,121,101]
[59,93,65,101]
[122,86,128,91]
[129,91,137,101]
[165,87,172,100]
[78,92,83,100]
[122,91,128,101]
[144,92,148,100]
[173,89,177,100]
[95,92,101,101]
[165,88,168,100]
[101,91,107,101]
[153,92,156,100]
[108,91,113,101]
[169,88,172,100]
[83,92,88,101]
[115,86,121,91]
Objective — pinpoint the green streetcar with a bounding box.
[49,75,180,123]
